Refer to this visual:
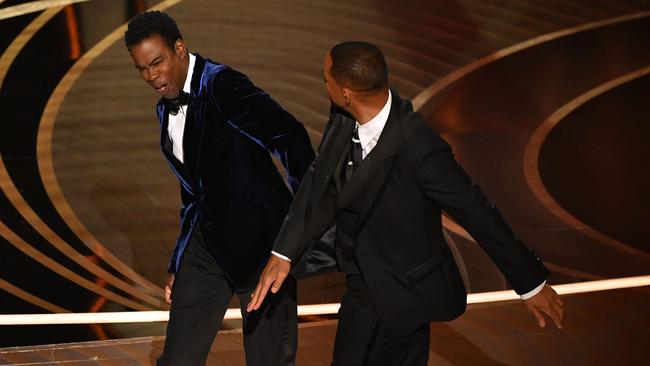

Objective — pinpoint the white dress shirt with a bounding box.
[356,90,392,158]
[167,53,196,163]
[272,90,544,299]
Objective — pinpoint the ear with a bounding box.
[342,87,352,105]
[174,39,186,59]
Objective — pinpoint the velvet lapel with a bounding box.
[337,91,407,215]
[179,54,207,184]
[158,104,192,192]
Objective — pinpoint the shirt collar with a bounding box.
[182,53,196,93]
[356,90,392,150]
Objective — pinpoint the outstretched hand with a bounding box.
[524,284,563,329]
[246,255,291,312]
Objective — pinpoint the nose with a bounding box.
[143,69,159,83]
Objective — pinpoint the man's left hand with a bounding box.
[524,284,564,329]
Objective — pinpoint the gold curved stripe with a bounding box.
[36,0,185,299]
[0,9,60,87]
[412,11,650,263]
[0,6,138,313]
[0,7,163,309]
[411,11,650,111]
[0,0,89,21]
[443,229,481,292]
[0,278,70,313]
[441,215,599,281]
[0,158,163,307]
[0,219,149,310]
[0,7,121,312]
[523,66,650,260]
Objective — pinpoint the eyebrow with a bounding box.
[134,56,163,69]
[149,56,162,66]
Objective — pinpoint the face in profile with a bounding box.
[129,33,187,99]
[323,52,347,109]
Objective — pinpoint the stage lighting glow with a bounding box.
[0,275,648,325]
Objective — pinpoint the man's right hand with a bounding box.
[164,273,175,304]
[246,255,291,312]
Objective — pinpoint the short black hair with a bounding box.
[329,41,388,92]
[124,11,182,50]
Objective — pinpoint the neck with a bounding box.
[179,53,191,89]
[350,89,389,124]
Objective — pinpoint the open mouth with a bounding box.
[154,84,169,96]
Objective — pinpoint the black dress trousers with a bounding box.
[157,229,297,366]
[332,275,429,366]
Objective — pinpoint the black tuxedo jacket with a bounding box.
[274,91,547,335]
[156,54,314,290]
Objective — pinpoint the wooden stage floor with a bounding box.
[1,288,649,365]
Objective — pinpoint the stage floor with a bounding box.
[2,288,649,365]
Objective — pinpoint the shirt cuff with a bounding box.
[520,280,546,300]
[271,250,291,262]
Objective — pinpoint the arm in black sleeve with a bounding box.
[272,158,316,260]
[412,125,547,294]
[272,115,337,260]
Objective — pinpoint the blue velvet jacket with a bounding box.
[156,54,314,290]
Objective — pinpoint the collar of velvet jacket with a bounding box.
[188,53,207,95]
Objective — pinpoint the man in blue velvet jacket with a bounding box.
[125,11,314,366]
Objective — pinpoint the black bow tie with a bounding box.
[165,91,190,115]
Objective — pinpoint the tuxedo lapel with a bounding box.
[159,106,176,164]
[337,92,412,215]
[309,114,355,204]
[159,104,193,192]
[181,102,199,181]
[179,55,207,184]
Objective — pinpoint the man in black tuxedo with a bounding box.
[249,41,563,365]
[125,11,314,366]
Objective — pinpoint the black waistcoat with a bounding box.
[333,142,361,274]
